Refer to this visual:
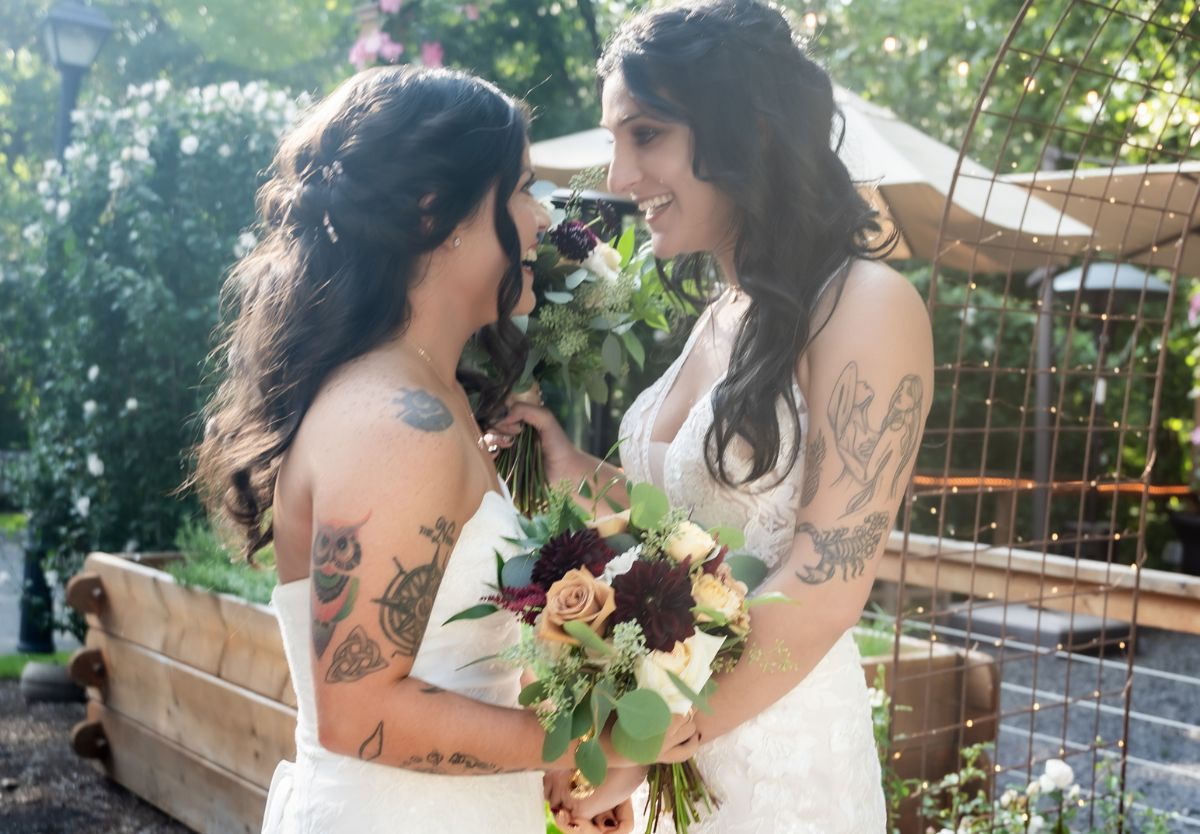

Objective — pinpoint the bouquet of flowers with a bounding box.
[449,480,779,832]
[495,209,673,514]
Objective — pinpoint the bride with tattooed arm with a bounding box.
[194,66,698,834]
[492,2,933,831]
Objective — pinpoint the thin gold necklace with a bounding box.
[408,342,492,453]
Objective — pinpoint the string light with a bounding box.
[957,60,970,77]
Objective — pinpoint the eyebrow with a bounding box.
[599,111,647,131]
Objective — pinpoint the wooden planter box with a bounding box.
[64,553,997,834]
[66,552,296,834]
[860,631,1000,833]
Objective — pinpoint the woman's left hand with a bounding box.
[552,801,634,834]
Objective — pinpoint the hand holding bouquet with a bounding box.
[449,481,779,832]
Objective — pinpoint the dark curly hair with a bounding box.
[193,65,530,557]
[598,0,897,487]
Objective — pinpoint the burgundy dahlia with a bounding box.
[531,529,615,589]
[548,220,599,262]
[611,559,697,652]
[485,584,547,625]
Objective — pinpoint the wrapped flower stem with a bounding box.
[495,384,550,515]
[644,760,718,834]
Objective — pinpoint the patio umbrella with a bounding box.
[1004,162,1200,278]
[530,86,1094,273]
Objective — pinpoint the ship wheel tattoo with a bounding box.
[375,517,457,657]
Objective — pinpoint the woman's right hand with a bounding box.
[487,401,589,485]
[599,711,701,768]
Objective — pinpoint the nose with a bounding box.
[534,198,551,241]
[606,137,639,197]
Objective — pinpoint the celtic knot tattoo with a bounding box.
[325,626,388,683]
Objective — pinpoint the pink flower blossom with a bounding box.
[348,32,383,70]
[463,3,480,20]
[420,40,444,68]
[378,32,405,62]
[379,0,402,13]
[1189,291,1200,326]
[1191,426,1200,447]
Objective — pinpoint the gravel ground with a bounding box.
[0,680,188,834]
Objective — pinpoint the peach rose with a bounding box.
[536,568,617,645]
[586,509,630,538]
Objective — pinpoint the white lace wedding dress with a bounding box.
[621,299,886,833]
[261,488,546,834]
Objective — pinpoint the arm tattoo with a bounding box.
[375,517,457,657]
[800,430,826,509]
[827,362,923,516]
[419,684,446,694]
[359,721,385,761]
[394,387,453,432]
[311,516,369,659]
[399,750,502,774]
[794,512,890,585]
[325,625,388,683]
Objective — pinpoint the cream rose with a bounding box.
[691,573,743,623]
[536,568,617,645]
[586,509,630,538]
[634,631,726,715]
[583,243,622,281]
[664,521,717,563]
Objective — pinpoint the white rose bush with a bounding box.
[0,79,303,639]
[447,480,784,833]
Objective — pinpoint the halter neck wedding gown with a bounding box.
[620,296,886,833]
[261,486,545,834]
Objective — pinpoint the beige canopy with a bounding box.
[1004,162,1200,278]
[530,86,1094,273]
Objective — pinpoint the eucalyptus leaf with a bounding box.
[614,689,672,739]
[707,525,745,551]
[575,737,608,787]
[519,679,549,707]
[544,291,574,304]
[601,333,622,376]
[565,268,590,290]
[542,711,575,763]
[571,692,595,739]
[610,722,666,766]
[725,553,769,591]
[629,482,670,531]
[500,552,536,589]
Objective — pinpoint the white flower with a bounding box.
[1026,779,1042,798]
[866,687,887,710]
[44,569,58,587]
[233,231,257,258]
[55,200,70,222]
[601,546,641,584]
[22,223,44,246]
[125,397,139,412]
[74,495,91,518]
[36,179,52,196]
[154,79,170,99]
[1028,814,1046,834]
[1068,784,1081,801]
[180,135,200,155]
[692,572,743,622]
[664,520,717,563]
[1043,758,1074,790]
[63,143,81,162]
[583,243,622,281]
[86,453,105,477]
[1038,773,1057,793]
[42,159,62,179]
[634,631,726,715]
[83,399,97,418]
[108,161,128,191]
[135,101,152,119]
[999,788,1019,808]
[87,365,99,381]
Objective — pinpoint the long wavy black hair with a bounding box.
[598,0,896,487]
[194,65,530,557]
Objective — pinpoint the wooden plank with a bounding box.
[80,552,296,707]
[89,700,267,834]
[88,630,296,789]
[881,534,1200,634]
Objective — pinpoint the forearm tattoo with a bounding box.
[375,517,457,657]
[325,625,388,683]
[800,430,826,509]
[394,387,453,432]
[827,362,923,516]
[794,512,890,584]
[311,516,368,659]
[399,750,504,775]
[359,721,385,761]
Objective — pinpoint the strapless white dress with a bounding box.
[621,304,886,833]
[261,489,546,834]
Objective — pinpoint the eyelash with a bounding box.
[633,127,660,146]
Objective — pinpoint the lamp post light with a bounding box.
[17,1,111,656]
[42,1,112,159]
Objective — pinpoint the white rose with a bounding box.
[180,135,199,155]
[586,508,630,538]
[1028,814,1046,834]
[1038,773,1056,794]
[634,631,725,715]
[86,453,105,477]
[601,546,641,584]
[664,521,717,563]
[74,496,91,518]
[83,400,97,418]
[1068,784,1080,801]
[583,244,620,281]
[999,788,1018,808]
[1026,780,1041,798]
[1043,758,1074,791]
[692,572,743,622]
[125,397,139,412]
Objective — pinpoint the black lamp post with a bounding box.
[17,2,111,655]
[43,1,112,159]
